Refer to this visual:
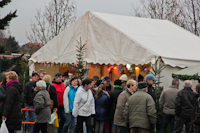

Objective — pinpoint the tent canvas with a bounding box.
[173,63,200,76]
[29,11,200,88]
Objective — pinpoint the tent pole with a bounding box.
[158,56,161,89]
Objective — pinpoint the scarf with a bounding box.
[6,80,19,90]
[113,85,121,89]
[69,85,78,89]
[46,82,51,84]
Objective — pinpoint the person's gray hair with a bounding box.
[184,80,192,87]
[172,78,179,85]
[36,80,47,89]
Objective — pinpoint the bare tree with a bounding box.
[132,0,200,36]
[179,0,200,36]
[27,0,77,44]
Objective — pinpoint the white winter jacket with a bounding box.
[72,86,95,117]
[63,86,70,113]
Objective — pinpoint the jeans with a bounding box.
[25,105,35,133]
[160,113,175,133]
[75,115,92,133]
[118,126,130,133]
[62,113,77,133]
[83,122,87,133]
[95,120,105,133]
[58,106,67,133]
[173,116,192,133]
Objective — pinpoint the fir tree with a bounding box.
[0,0,17,30]
[68,37,88,79]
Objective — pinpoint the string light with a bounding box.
[126,64,131,70]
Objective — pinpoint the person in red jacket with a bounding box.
[51,72,66,133]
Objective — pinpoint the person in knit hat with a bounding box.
[51,72,66,133]
[119,74,128,90]
[109,79,123,133]
[33,80,51,133]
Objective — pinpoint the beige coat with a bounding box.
[114,89,132,127]
[123,90,157,129]
[159,85,179,115]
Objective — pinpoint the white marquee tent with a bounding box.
[29,11,200,88]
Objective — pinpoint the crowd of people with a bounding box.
[0,69,199,133]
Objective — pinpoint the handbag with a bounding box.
[49,112,57,124]
[47,85,54,110]
[53,111,59,127]
[0,119,9,133]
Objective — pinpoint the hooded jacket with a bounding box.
[34,86,51,123]
[3,83,23,130]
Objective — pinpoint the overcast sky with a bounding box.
[1,0,138,45]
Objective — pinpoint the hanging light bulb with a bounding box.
[135,66,139,70]
[126,64,131,70]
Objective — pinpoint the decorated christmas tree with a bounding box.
[68,37,88,79]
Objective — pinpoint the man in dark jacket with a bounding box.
[23,71,39,133]
[145,74,157,133]
[173,80,197,133]
[145,74,157,103]
[0,72,7,124]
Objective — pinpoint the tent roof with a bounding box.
[30,11,200,67]
[173,64,200,76]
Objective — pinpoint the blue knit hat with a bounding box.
[55,72,62,79]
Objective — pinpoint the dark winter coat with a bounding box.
[191,94,200,132]
[3,83,23,130]
[46,83,58,112]
[94,93,109,121]
[175,87,197,121]
[0,83,6,112]
[23,81,37,106]
[109,87,123,121]
[147,84,156,103]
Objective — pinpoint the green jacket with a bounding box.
[123,89,157,129]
